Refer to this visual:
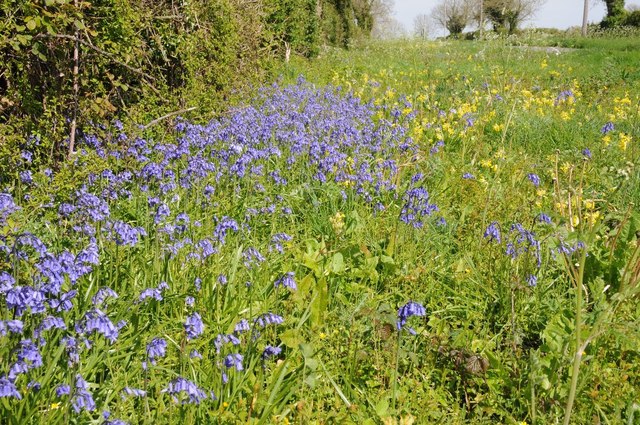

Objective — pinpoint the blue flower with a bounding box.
[400,187,438,228]
[147,338,167,364]
[0,271,15,293]
[582,148,592,159]
[234,319,250,334]
[122,387,147,398]
[484,222,501,243]
[163,377,209,404]
[0,319,23,336]
[600,122,614,134]
[254,313,284,328]
[214,334,241,353]
[262,345,282,360]
[92,287,118,307]
[0,377,21,399]
[184,312,204,340]
[243,247,265,269]
[56,384,71,397]
[396,301,426,334]
[527,173,540,187]
[72,375,95,413]
[274,272,297,290]
[270,233,292,253]
[537,213,552,224]
[76,309,120,343]
[224,353,244,371]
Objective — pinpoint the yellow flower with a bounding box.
[493,123,504,133]
[619,132,631,151]
[585,211,601,226]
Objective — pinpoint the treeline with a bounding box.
[0,0,378,163]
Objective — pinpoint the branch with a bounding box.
[35,33,161,95]
[141,107,197,130]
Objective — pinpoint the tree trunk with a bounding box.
[68,0,80,158]
[581,0,589,36]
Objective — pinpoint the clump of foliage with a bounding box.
[0,0,377,174]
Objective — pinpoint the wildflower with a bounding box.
[56,384,71,397]
[214,334,241,352]
[20,171,33,185]
[274,272,297,290]
[184,312,204,340]
[138,283,165,303]
[190,349,202,359]
[92,287,118,307]
[262,345,282,360]
[72,375,95,413]
[76,309,120,343]
[49,290,77,312]
[0,193,20,223]
[243,247,265,269]
[34,316,66,338]
[396,301,426,334]
[146,338,167,364]
[0,319,24,336]
[484,222,501,243]
[0,377,21,399]
[400,187,438,229]
[213,217,239,245]
[581,148,592,159]
[254,313,284,328]
[6,285,46,316]
[270,233,292,253]
[462,173,475,180]
[527,173,540,187]
[224,353,244,371]
[526,274,538,287]
[537,213,552,224]
[122,387,147,398]
[600,122,614,134]
[234,319,250,334]
[0,271,15,293]
[163,377,209,404]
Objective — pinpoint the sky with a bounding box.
[393,0,609,35]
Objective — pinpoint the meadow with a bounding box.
[1,36,639,424]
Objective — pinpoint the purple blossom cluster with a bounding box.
[0,79,425,416]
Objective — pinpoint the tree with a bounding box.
[431,0,472,36]
[601,0,627,26]
[481,0,545,34]
[582,0,589,36]
[413,14,432,39]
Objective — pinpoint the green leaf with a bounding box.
[375,398,389,417]
[330,252,345,273]
[280,328,301,349]
[310,278,328,327]
[26,19,37,31]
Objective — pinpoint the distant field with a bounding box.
[1,38,639,424]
